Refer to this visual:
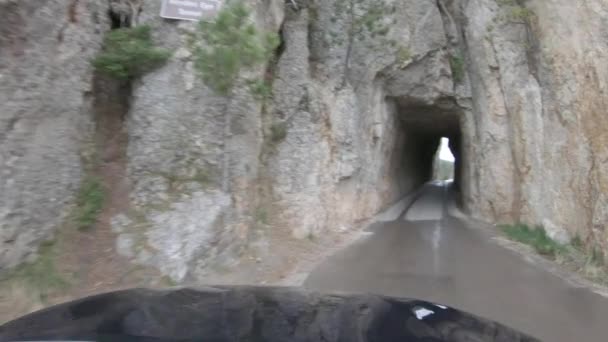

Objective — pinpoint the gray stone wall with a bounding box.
[0,0,109,269]
[114,0,285,281]
[453,0,608,248]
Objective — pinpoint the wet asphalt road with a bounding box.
[305,182,608,341]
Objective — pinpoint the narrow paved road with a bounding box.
[305,182,608,341]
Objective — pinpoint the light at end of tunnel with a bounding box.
[439,138,455,162]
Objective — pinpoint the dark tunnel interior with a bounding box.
[393,99,463,204]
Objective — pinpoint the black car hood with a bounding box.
[0,286,539,342]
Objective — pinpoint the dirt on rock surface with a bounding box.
[0,109,358,318]
[0,225,361,325]
[58,80,163,299]
[0,78,162,324]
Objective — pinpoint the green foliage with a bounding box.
[507,7,534,22]
[591,247,605,266]
[161,275,178,287]
[449,55,465,83]
[93,25,170,80]
[571,234,584,250]
[501,224,566,257]
[307,231,316,241]
[502,226,608,285]
[255,207,269,225]
[497,0,534,23]
[5,241,68,299]
[74,176,105,231]
[270,122,288,142]
[246,79,273,101]
[192,1,280,96]
[396,46,412,68]
[161,168,212,189]
[192,169,212,185]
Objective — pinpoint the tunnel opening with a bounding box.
[390,98,464,208]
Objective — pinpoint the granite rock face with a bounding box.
[114,0,461,280]
[113,0,285,281]
[453,0,608,250]
[113,0,608,278]
[0,0,109,269]
[0,287,539,342]
[266,0,456,239]
[3,0,608,280]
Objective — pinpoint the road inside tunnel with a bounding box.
[390,99,464,208]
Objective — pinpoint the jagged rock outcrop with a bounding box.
[0,0,110,269]
[451,0,608,251]
[112,0,461,281]
[110,0,608,279]
[111,0,285,281]
[0,287,538,341]
[264,0,461,240]
[526,0,608,250]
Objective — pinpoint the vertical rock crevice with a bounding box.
[445,0,545,223]
[57,1,164,294]
[255,16,287,224]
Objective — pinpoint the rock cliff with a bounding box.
[1,0,608,282]
[0,0,109,268]
[455,0,608,251]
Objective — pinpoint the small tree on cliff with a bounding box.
[93,25,170,80]
[191,1,279,97]
[190,0,279,191]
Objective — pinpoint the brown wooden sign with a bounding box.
[160,0,223,21]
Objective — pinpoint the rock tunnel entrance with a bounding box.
[391,98,464,206]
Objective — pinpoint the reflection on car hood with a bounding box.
[0,286,540,342]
